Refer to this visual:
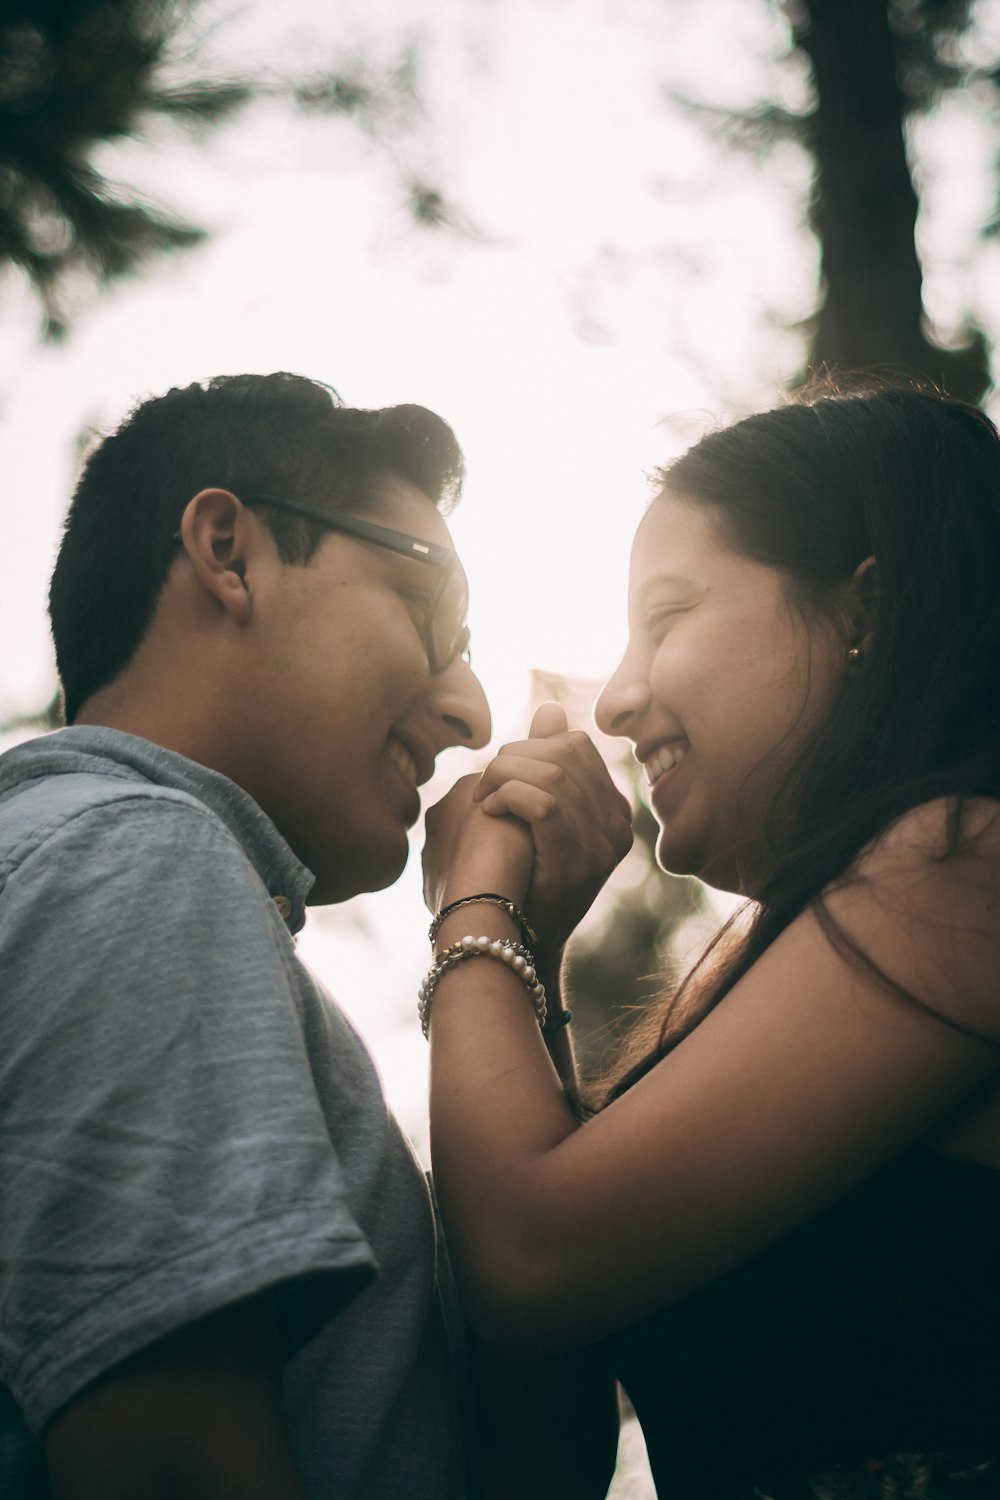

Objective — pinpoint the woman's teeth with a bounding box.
[643,741,688,785]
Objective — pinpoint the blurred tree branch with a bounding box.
[0,1,458,340]
[0,0,247,337]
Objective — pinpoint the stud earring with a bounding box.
[847,645,864,666]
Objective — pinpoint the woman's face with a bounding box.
[594,490,849,894]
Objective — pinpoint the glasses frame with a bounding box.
[241,492,470,674]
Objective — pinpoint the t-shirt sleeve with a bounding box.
[0,792,377,1434]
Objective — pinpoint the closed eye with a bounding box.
[647,605,692,639]
[399,584,435,606]
[396,583,436,619]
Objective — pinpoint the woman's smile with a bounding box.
[640,739,690,787]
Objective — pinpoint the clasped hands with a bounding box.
[423,703,634,960]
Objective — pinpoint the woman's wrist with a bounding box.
[430,893,536,950]
[437,855,529,908]
[433,902,522,953]
[432,815,532,909]
[421,902,549,1040]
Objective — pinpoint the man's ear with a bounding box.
[847,554,878,653]
[176,489,257,624]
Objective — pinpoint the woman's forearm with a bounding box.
[428,903,582,1340]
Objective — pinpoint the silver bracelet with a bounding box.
[428,892,537,949]
[418,935,547,1039]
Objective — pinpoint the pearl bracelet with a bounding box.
[418,934,548,1039]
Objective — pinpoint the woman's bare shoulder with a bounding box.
[825,795,1000,1044]
[869,794,1000,859]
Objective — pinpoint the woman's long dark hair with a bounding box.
[605,385,1000,1102]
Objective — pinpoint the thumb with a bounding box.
[530,700,569,738]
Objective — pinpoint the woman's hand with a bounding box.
[424,703,633,953]
[476,703,633,951]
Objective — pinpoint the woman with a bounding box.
[422,387,1000,1499]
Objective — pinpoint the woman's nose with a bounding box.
[594,651,650,738]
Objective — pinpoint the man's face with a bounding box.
[231,473,491,902]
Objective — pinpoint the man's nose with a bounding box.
[433,656,492,749]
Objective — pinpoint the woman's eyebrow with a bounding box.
[637,572,701,601]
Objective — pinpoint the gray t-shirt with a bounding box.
[0,727,468,1498]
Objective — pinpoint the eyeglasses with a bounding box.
[241,492,471,674]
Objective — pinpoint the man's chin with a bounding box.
[306,834,410,905]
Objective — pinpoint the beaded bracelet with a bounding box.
[418,934,547,1039]
[541,1007,573,1037]
[428,892,537,950]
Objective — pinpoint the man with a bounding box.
[0,372,491,1499]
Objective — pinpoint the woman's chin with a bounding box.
[654,824,700,881]
[655,825,749,897]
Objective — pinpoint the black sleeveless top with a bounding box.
[600,1147,1000,1498]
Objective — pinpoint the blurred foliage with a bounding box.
[0,0,244,337]
[682,0,996,401]
[526,670,709,1085]
[0,685,63,734]
[565,765,706,1086]
[0,1,454,339]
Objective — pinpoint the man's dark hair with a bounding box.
[48,372,465,722]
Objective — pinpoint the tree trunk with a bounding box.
[796,0,990,401]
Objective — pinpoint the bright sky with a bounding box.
[0,0,993,1139]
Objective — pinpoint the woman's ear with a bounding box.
[175,489,254,624]
[848,554,878,653]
